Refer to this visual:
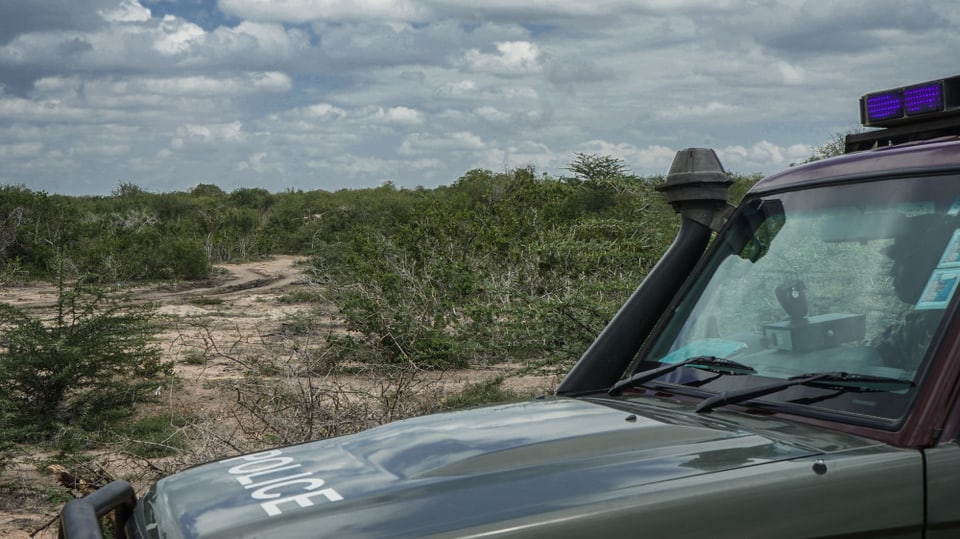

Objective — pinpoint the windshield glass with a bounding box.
[634,175,960,423]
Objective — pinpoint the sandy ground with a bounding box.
[0,256,559,538]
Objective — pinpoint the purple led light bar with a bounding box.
[865,91,903,122]
[859,74,960,127]
[904,82,944,115]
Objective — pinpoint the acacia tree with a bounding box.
[564,152,631,182]
[800,130,862,163]
[0,281,172,441]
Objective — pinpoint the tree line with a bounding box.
[0,156,761,369]
[0,155,761,461]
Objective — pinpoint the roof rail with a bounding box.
[844,115,960,153]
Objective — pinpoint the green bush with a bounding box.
[443,378,518,409]
[0,282,173,443]
[119,413,190,458]
[320,161,680,371]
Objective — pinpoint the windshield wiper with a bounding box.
[695,371,915,413]
[608,356,756,396]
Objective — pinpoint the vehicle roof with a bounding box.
[750,136,960,195]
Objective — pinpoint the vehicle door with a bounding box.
[924,439,960,535]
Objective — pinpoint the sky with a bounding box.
[1,0,959,196]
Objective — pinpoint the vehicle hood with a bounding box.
[138,396,862,538]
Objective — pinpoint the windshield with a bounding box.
[632,175,960,424]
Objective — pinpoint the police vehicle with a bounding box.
[61,75,960,538]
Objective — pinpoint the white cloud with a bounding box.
[461,41,542,75]
[99,0,152,23]
[154,16,205,55]
[0,142,44,158]
[67,142,130,157]
[398,131,486,154]
[219,21,306,54]
[503,140,554,168]
[171,121,246,149]
[437,80,477,97]
[235,152,286,175]
[310,154,394,175]
[134,73,292,96]
[0,13,309,73]
[716,141,814,173]
[218,0,430,23]
[3,0,959,195]
[304,103,348,119]
[575,140,679,175]
[366,106,425,125]
[236,151,284,174]
[0,94,89,121]
[777,61,806,85]
[473,106,511,125]
[655,101,741,121]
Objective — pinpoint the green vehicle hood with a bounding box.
[136,396,871,538]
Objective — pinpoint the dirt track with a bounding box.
[0,255,304,309]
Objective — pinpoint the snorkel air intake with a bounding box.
[556,148,733,395]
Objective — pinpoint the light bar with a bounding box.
[904,81,943,115]
[865,91,903,122]
[861,75,960,127]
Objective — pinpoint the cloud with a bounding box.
[99,0,152,22]
[473,106,511,125]
[0,141,44,157]
[0,11,310,77]
[236,150,283,174]
[655,101,741,121]
[399,131,486,154]
[460,41,541,75]
[308,19,531,72]
[366,106,425,125]
[716,141,814,173]
[196,21,311,64]
[572,140,679,175]
[0,0,113,45]
[777,61,805,85]
[302,103,347,119]
[111,72,292,97]
[1,0,959,195]
[218,0,430,23]
[67,141,130,157]
[435,79,477,97]
[0,93,89,122]
[153,15,206,54]
[545,55,616,87]
[754,1,950,57]
[170,121,246,154]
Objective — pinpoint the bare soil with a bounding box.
[0,256,560,538]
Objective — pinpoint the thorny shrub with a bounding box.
[0,282,172,443]
[318,165,679,372]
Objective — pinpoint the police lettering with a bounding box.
[221,449,344,516]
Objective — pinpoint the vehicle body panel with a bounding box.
[751,138,960,195]
[920,442,960,538]
[134,397,924,538]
